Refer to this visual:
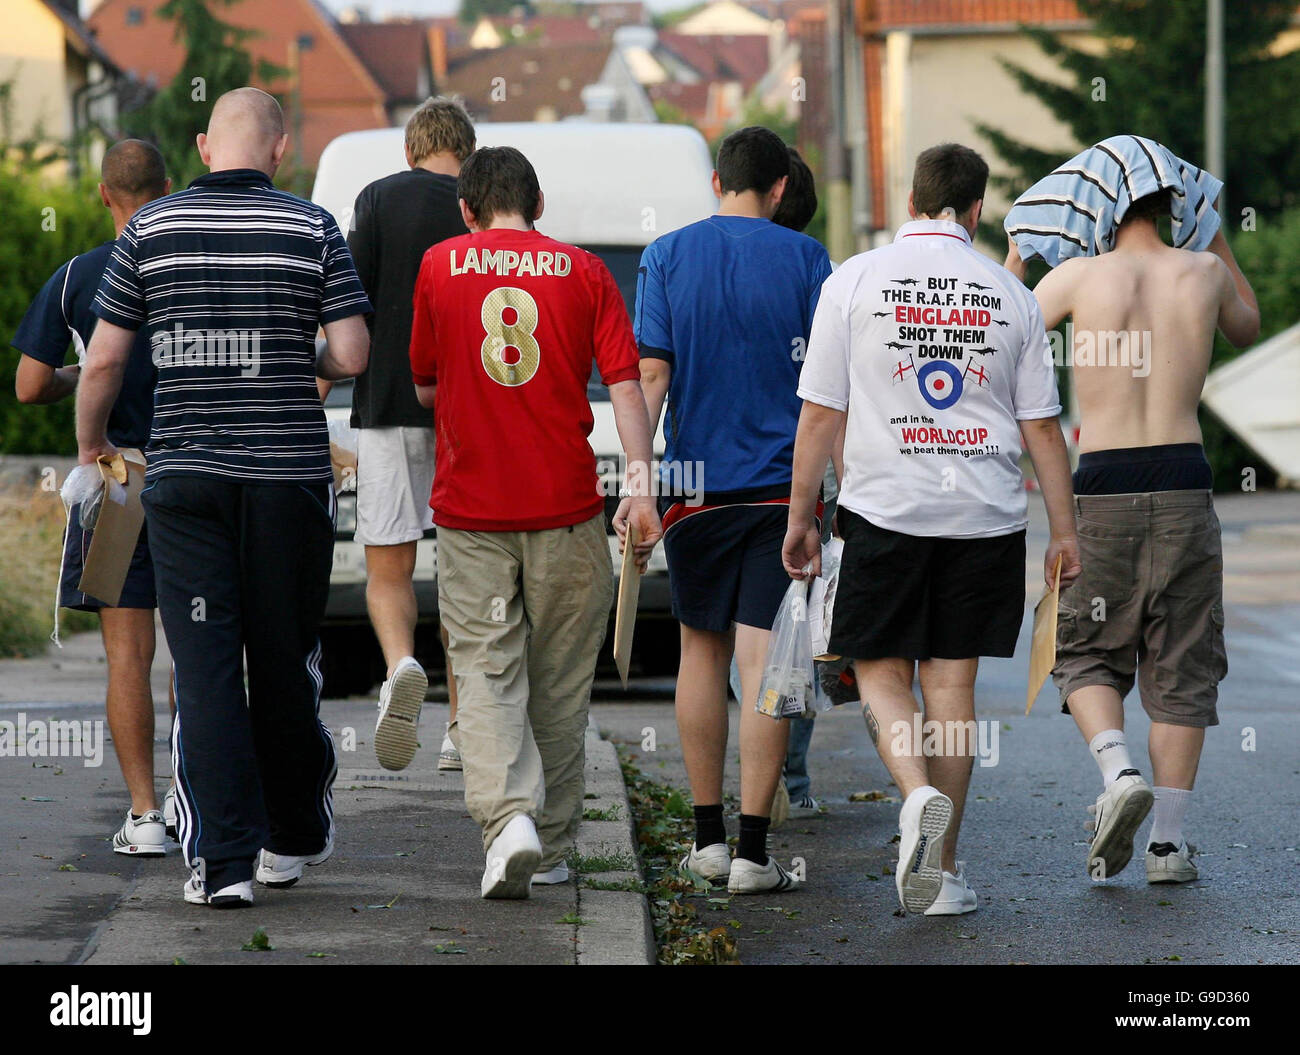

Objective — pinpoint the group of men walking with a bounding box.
[12,87,1256,917]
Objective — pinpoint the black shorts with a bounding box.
[829,508,1025,661]
[60,503,157,611]
[662,503,790,633]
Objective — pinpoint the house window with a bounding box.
[126,7,144,25]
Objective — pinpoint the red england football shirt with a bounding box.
[409,228,640,531]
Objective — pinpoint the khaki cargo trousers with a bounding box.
[436,512,612,866]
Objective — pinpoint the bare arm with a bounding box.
[415,383,435,410]
[609,377,663,571]
[1019,415,1082,589]
[1004,234,1029,284]
[1205,228,1260,348]
[1031,259,1079,331]
[316,314,370,380]
[782,400,845,580]
[75,321,135,463]
[638,357,670,435]
[16,356,79,404]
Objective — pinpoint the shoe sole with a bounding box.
[482,844,542,899]
[924,899,977,916]
[374,666,428,771]
[898,794,953,913]
[1147,864,1198,884]
[256,844,334,888]
[727,868,798,895]
[209,895,253,909]
[113,842,166,856]
[1087,785,1154,880]
[437,756,463,772]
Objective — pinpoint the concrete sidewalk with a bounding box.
[0,632,651,965]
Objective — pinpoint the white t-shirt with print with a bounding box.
[799,219,1060,539]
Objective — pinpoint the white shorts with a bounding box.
[355,427,436,547]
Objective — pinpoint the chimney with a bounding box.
[429,26,448,90]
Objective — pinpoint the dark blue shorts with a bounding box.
[661,502,791,633]
[60,503,157,611]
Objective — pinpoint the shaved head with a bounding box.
[197,87,289,178]
[101,139,167,202]
[207,87,284,147]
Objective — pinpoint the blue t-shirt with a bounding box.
[10,242,156,449]
[634,215,832,497]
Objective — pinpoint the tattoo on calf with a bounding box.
[864,705,879,745]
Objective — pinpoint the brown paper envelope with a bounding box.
[78,448,147,607]
[613,522,641,690]
[1025,554,1063,715]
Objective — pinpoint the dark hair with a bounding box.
[716,125,790,196]
[911,143,988,217]
[1122,188,1173,225]
[100,139,167,201]
[457,146,540,225]
[772,146,817,232]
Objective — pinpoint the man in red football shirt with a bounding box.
[410,146,661,899]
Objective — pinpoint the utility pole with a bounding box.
[825,0,855,262]
[1205,0,1225,212]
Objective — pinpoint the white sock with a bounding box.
[1088,729,1134,786]
[1150,786,1192,847]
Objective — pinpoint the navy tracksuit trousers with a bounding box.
[142,475,337,892]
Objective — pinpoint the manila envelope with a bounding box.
[78,448,147,607]
[1025,554,1063,715]
[613,522,641,689]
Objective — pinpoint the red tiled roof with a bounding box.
[658,32,771,89]
[87,0,389,167]
[440,42,612,122]
[857,0,1085,30]
[338,21,430,104]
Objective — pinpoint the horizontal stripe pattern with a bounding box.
[1004,135,1224,269]
[91,169,371,483]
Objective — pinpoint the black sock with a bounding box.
[693,804,725,850]
[737,814,770,865]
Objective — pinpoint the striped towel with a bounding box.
[1004,135,1223,268]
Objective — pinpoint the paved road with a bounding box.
[0,491,1295,965]
[593,491,1300,965]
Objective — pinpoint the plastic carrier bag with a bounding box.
[756,574,827,720]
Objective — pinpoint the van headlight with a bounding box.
[335,492,357,536]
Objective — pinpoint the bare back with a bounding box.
[1049,245,1223,452]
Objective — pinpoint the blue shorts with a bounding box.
[60,503,157,611]
[661,502,791,633]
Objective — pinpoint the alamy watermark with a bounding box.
[1045,323,1151,377]
[887,714,1000,768]
[150,324,261,376]
[0,713,104,767]
[596,455,705,507]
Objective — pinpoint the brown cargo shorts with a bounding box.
[1053,490,1227,728]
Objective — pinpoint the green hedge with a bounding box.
[0,165,115,455]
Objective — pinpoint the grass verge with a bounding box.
[617,744,742,965]
[0,484,97,656]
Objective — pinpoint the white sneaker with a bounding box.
[924,864,978,915]
[1085,770,1154,880]
[183,874,254,908]
[790,794,822,819]
[770,780,790,830]
[256,830,335,888]
[162,786,178,841]
[679,842,731,882]
[1146,840,1198,884]
[112,809,166,856]
[437,722,462,772]
[374,656,428,771]
[481,814,542,899]
[727,855,800,895]
[896,785,953,913]
[532,862,570,885]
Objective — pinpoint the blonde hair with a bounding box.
[405,97,476,164]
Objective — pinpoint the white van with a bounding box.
[311,121,716,695]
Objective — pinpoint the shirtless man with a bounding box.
[1014,189,1259,884]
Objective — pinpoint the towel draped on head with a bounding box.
[1004,134,1223,269]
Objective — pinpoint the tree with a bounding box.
[977,0,1300,221]
[121,0,285,189]
[978,0,1300,490]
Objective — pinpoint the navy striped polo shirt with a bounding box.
[92,168,372,483]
